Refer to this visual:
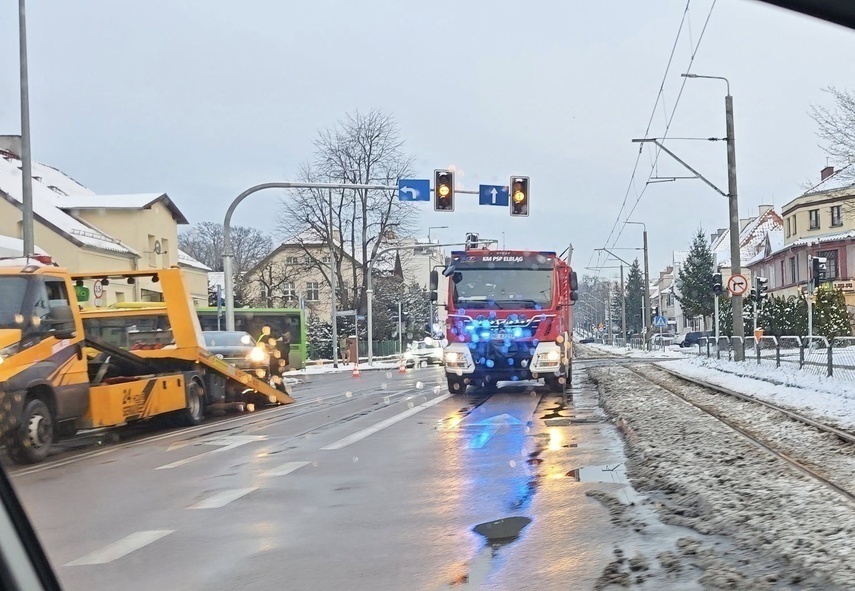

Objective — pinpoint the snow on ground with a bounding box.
[590,364,855,588]
[582,342,855,431]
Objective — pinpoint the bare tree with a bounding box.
[810,87,855,179]
[277,109,417,312]
[249,259,305,308]
[179,222,273,274]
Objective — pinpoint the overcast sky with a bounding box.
[1,1,853,280]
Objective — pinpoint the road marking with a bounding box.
[188,487,257,509]
[263,461,310,477]
[468,414,526,449]
[155,435,267,470]
[64,530,174,566]
[321,394,452,450]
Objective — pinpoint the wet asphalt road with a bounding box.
[9,367,638,591]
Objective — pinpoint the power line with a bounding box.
[588,0,692,273]
[592,0,718,276]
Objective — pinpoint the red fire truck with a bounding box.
[430,243,578,394]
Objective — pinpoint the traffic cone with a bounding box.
[352,364,360,378]
[398,364,407,373]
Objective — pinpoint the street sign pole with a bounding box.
[714,294,719,343]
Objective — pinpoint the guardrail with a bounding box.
[697,335,855,378]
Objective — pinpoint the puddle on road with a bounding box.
[446,517,532,588]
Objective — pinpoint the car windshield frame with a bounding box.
[452,268,554,310]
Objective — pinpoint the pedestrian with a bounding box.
[339,335,349,364]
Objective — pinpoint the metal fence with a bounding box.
[696,335,855,379]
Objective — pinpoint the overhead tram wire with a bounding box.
[620,0,718,231]
[586,0,692,276]
[591,0,718,277]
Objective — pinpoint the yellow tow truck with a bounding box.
[0,257,293,464]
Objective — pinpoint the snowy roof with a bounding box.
[790,229,855,247]
[715,208,783,268]
[801,165,855,197]
[59,193,189,224]
[279,230,364,265]
[0,151,137,255]
[178,249,211,271]
[0,235,47,257]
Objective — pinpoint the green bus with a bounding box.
[196,307,306,370]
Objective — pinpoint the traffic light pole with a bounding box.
[714,294,719,343]
[808,255,814,338]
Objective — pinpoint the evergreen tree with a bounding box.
[306,314,333,360]
[609,280,623,335]
[624,259,644,334]
[676,228,715,322]
[813,287,852,340]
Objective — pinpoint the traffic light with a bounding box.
[652,305,659,317]
[465,232,480,250]
[510,176,530,217]
[434,170,454,212]
[812,256,828,289]
[748,288,757,302]
[711,273,723,295]
[755,277,769,302]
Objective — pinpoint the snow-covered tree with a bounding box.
[813,287,852,340]
[677,228,715,323]
[306,314,333,360]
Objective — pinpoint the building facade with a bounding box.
[0,139,209,305]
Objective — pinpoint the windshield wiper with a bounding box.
[494,299,541,309]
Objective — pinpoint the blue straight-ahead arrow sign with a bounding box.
[397,179,430,202]
[479,184,509,206]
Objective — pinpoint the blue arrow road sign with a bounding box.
[653,315,667,327]
[397,179,430,202]
[478,184,509,206]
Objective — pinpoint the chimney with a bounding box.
[0,135,22,158]
[758,204,773,216]
[821,165,835,181]
[739,217,753,231]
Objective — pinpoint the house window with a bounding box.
[818,250,839,280]
[321,254,331,264]
[789,257,797,284]
[306,282,320,301]
[285,256,299,265]
[780,260,785,286]
[260,285,269,301]
[283,281,297,300]
[786,217,791,237]
[792,215,797,234]
[809,209,820,230]
[832,205,843,227]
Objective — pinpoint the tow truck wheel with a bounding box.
[8,398,54,464]
[182,378,206,426]
[545,377,564,394]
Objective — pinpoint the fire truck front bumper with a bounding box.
[443,341,564,380]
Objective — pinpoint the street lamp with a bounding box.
[624,221,650,339]
[18,0,34,256]
[427,226,448,243]
[681,72,744,359]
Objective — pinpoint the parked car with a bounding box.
[203,331,269,376]
[650,332,676,346]
[675,331,711,348]
[403,339,444,368]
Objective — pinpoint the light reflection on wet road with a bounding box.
[9,367,648,591]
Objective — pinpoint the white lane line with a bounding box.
[321,393,452,450]
[188,487,257,510]
[64,530,174,566]
[262,461,310,477]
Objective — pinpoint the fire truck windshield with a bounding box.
[452,268,553,309]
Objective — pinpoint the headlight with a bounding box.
[248,346,268,363]
[445,351,465,363]
[546,350,560,362]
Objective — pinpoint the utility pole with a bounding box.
[620,263,626,346]
[606,281,613,344]
[623,222,650,346]
[19,0,34,256]
[725,90,745,360]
